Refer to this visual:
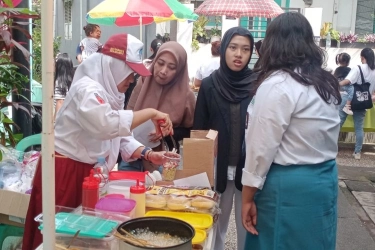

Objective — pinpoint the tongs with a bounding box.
[157,119,177,152]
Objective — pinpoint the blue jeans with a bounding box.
[339,93,366,153]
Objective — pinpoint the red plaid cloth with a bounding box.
[195,0,284,18]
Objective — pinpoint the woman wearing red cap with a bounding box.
[22,33,176,249]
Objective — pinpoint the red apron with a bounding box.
[22,153,93,250]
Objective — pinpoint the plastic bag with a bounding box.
[145,185,220,216]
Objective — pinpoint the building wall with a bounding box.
[55,0,156,65]
[289,0,361,35]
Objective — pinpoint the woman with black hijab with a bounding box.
[193,27,257,250]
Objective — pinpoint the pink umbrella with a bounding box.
[194,0,284,18]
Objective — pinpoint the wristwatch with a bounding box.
[140,147,152,160]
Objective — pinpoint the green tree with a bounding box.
[32,0,61,83]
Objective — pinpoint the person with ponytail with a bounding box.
[334,53,353,115]
[339,48,375,160]
[241,12,341,250]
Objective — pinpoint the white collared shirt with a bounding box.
[242,71,340,189]
[55,78,142,170]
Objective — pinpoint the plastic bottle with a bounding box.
[93,157,109,196]
[326,32,331,49]
[82,169,99,210]
[130,179,146,218]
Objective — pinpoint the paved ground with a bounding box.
[224,143,375,250]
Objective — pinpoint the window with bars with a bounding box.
[64,0,73,40]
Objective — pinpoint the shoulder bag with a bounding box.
[351,66,373,111]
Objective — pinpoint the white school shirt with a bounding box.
[242,71,340,189]
[195,56,220,80]
[345,64,375,94]
[55,77,142,169]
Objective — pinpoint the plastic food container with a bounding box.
[36,210,118,238]
[106,180,138,198]
[44,233,119,250]
[35,205,124,240]
[95,196,136,219]
[108,171,146,182]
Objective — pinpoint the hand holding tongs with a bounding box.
[157,119,177,152]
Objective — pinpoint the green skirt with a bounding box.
[244,160,338,250]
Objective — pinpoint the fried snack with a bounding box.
[191,197,215,210]
[167,196,191,210]
[146,194,167,209]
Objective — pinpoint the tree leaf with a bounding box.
[10,38,30,60]
[2,0,14,8]
[0,30,12,46]
[2,117,14,124]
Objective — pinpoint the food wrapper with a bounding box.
[145,186,220,216]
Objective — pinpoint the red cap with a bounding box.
[130,179,146,194]
[101,33,151,77]
[83,170,99,190]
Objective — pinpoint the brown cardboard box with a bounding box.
[0,189,30,223]
[172,130,218,186]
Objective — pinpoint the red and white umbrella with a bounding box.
[194,0,284,18]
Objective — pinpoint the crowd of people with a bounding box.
[22,11,375,250]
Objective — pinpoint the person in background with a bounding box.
[338,48,375,160]
[193,27,258,250]
[80,24,102,61]
[143,38,163,68]
[193,40,221,88]
[76,44,83,64]
[253,40,262,68]
[334,53,353,115]
[241,12,341,250]
[22,33,176,250]
[54,53,74,118]
[126,42,196,171]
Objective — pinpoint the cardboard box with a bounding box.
[0,189,30,222]
[0,213,25,227]
[172,130,218,186]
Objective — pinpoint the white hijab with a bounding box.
[72,53,133,110]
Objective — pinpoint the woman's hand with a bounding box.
[147,151,166,165]
[151,111,174,137]
[242,199,258,235]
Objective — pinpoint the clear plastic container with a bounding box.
[162,153,181,181]
[46,233,119,250]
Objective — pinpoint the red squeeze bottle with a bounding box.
[82,169,99,210]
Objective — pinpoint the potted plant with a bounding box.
[210,17,221,43]
[0,2,39,148]
[337,32,375,49]
[319,22,339,47]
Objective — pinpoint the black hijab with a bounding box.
[211,27,257,103]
